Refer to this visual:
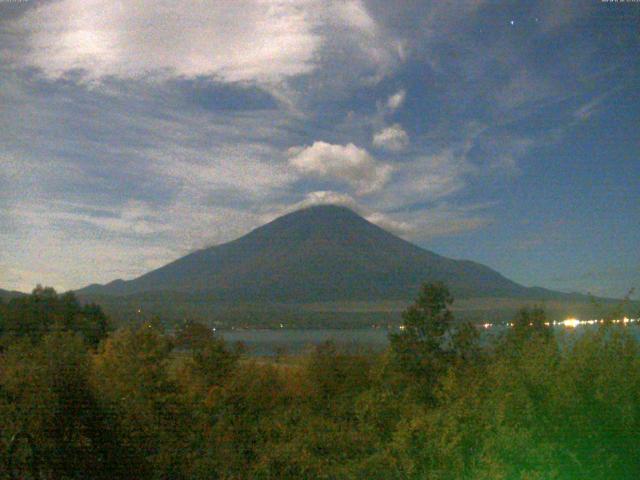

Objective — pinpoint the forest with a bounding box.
[0,284,639,479]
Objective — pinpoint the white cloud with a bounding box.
[373,124,409,151]
[387,89,406,111]
[274,190,413,237]
[288,141,392,195]
[328,0,404,81]
[14,0,405,89]
[332,0,377,35]
[292,190,360,211]
[0,201,177,291]
[17,0,321,84]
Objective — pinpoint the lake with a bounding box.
[221,328,390,355]
[222,322,640,356]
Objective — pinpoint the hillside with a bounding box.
[0,288,26,302]
[77,205,572,303]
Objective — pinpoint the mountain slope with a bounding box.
[77,205,565,302]
[0,288,27,301]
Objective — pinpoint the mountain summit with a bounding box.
[77,205,556,302]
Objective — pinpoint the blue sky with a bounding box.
[0,0,638,298]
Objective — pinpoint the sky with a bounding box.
[0,0,638,298]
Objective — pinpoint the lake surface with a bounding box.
[222,323,640,356]
[222,328,390,355]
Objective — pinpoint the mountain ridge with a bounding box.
[0,288,27,301]
[76,205,577,303]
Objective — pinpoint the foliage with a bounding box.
[0,286,109,347]
[0,332,135,479]
[1,283,639,479]
[91,324,189,479]
[389,282,480,403]
[389,282,454,380]
[508,306,553,347]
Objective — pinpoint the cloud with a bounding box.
[573,90,616,122]
[271,189,489,240]
[0,67,527,291]
[364,211,414,237]
[16,0,321,84]
[493,68,557,112]
[332,0,377,35]
[13,0,406,90]
[473,134,533,175]
[393,202,492,240]
[150,143,294,197]
[0,74,308,288]
[325,1,406,83]
[373,124,409,151]
[4,0,626,295]
[377,150,474,208]
[386,89,406,111]
[276,190,414,237]
[48,204,167,237]
[288,141,392,195]
[2,196,271,290]
[1,200,179,291]
[290,190,360,211]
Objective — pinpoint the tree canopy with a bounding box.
[1,284,639,479]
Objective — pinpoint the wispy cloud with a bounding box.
[393,202,493,240]
[573,88,619,122]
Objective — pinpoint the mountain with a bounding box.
[77,205,569,303]
[0,288,26,301]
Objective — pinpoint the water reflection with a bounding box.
[222,318,639,356]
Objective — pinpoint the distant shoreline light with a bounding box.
[556,317,636,328]
[476,317,637,330]
[560,318,580,328]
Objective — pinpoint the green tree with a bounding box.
[174,320,215,351]
[389,282,456,399]
[499,306,554,361]
[91,325,188,479]
[0,331,135,479]
[0,286,109,347]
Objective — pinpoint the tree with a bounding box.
[389,282,455,399]
[0,286,110,347]
[504,306,553,351]
[0,331,136,479]
[91,325,187,479]
[174,320,215,351]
